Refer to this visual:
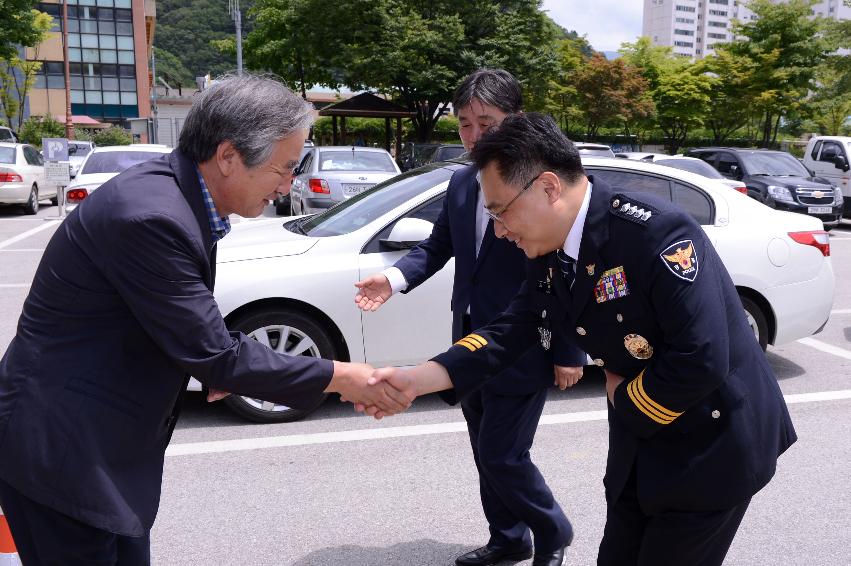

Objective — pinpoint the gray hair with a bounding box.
[178,73,315,168]
[452,68,523,116]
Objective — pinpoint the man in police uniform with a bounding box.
[365,113,797,566]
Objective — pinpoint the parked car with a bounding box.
[67,140,95,178]
[574,143,615,157]
[397,142,440,171]
[199,157,835,423]
[421,143,466,165]
[289,146,401,215]
[685,147,843,229]
[63,144,172,211]
[273,140,314,216]
[802,135,851,217]
[0,142,59,214]
[0,127,17,143]
[616,152,748,193]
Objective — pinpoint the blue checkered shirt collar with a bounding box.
[196,167,230,243]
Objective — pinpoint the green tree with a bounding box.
[17,114,64,147]
[0,9,52,130]
[654,69,712,155]
[0,1,48,61]
[539,35,589,136]
[154,47,195,88]
[696,48,760,143]
[808,63,851,135]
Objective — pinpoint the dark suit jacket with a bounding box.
[394,165,585,396]
[0,151,333,536]
[433,177,796,512]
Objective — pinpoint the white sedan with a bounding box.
[0,142,59,214]
[204,158,835,423]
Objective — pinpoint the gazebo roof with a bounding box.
[318,92,415,118]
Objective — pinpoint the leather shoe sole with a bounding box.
[455,545,534,566]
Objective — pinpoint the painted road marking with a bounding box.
[797,338,851,361]
[0,222,56,250]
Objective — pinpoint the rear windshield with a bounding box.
[69,142,93,157]
[81,150,168,174]
[318,150,396,172]
[0,147,15,164]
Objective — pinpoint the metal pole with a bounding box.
[229,0,243,75]
[62,0,74,140]
[150,49,158,144]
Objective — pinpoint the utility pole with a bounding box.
[61,0,74,139]
[150,49,158,144]
[229,0,243,75]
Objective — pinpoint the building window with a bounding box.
[676,17,695,23]
[674,29,695,36]
[674,41,694,47]
[709,9,727,16]
[707,32,727,39]
[708,21,727,27]
[676,5,697,12]
[709,0,729,4]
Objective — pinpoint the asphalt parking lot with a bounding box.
[1,203,850,565]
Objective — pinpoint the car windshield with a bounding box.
[435,146,466,161]
[578,147,615,157]
[741,152,811,177]
[318,150,396,172]
[656,158,723,179]
[81,150,168,174]
[0,147,15,164]
[69,142,92,157]
[294,164,454,237]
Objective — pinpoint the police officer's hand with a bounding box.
[331,361,412,419]
[354,274,393,311]
[554,365,583,390]
[206,388,231,402]
[604,369,625,406]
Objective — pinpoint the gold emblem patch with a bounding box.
[624,334,653,359]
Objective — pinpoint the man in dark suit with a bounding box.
[366,113,797,566]
[355,70,584,566]
[0,74,410,564]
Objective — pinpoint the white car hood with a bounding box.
[217,218,317,263]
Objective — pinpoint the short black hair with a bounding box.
[452,68,522,115]
[470,112,585,187]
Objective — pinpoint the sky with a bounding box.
[541,0,644,53]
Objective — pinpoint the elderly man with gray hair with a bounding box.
[0,74,411,564]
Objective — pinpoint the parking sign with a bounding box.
[42,138,69,161]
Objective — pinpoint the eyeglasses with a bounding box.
[485,173,540,224]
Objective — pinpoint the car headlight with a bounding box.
[767,185,795,204]
[833,187,844,205]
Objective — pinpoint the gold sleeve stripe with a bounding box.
[454,339,477,352]
[627,380,675,425]
[466,334,488,347]
[634,371,682,419]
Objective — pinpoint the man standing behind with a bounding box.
[0,74,409,564]
[355,69,584,566]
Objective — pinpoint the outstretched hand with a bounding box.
[354,273,393,312]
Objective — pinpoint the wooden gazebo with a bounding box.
[318,93,415,157]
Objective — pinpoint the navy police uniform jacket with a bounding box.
[394,165,585,396]
[433,177,797,512]
[0,151,333,536]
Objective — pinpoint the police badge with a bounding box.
[624,333,653,359]
[538,327,552,350]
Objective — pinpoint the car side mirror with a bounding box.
[833,155,849,171]
[379,217,434,251]
[728,164,743,180]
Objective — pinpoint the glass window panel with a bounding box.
[45,62,65,74]
[69,48,82,61]
[115,0,131,8]
[119,77,136,91]
[34,75,47,89]
[71,90,85,103]
[82,48,99,62]
[84,76,101,89]
[68,33,81,47]
[98,6,114,18]
[83,63,97,75]
[67,6,79,17]
[67,0,78,4]
[85,91,103,103]
[117,50,134,64]
[39,3,61,16]
[79,0,96,6]
[100,49,117,63]
[118,64,134,77]
[71,76,84,89]
[115,8,131,20]
[120,92,137,105]
[79,6,95,18]
[100,63,117,76]
[47,75,66,88]
[97,0,113,6]
[116,22,133,35]
[116,36,134,50]
[98,20,115,34]
[81,34,98,48]
[69,63,82,75]
[80,19,97,33]
[67,19,79,32]
[103,91,120,104]
[102,77,119,90]
[99,35,116,49]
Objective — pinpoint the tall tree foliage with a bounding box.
[0,0,46,61]
[0,9,52,130]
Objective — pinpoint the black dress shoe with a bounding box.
[455,542,534,566]
[531,545,566,566]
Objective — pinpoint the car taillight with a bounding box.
[0,172,23,183]
[66,188,89,203]
[788,230,830,256]
[309,178,330,194]
[734,186,747,194]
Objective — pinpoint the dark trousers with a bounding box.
[461,388,573,554]
[598,467,750,566]
[0,478,150,566]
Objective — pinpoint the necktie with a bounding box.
[556,249,576,290]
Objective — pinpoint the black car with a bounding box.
[685,147,843,228]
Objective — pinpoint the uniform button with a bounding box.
[711,410,721,419]
[593,358,604,367]
[616,314,623,323]
[576,327,586,336]
[542,309,547,318]
[612,198,620,208]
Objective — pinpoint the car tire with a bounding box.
[50,196,58,206]
[23,185,39,215]
[740,296,768,351]
[223,308,336,423]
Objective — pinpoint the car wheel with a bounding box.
[740,296,768,351]
[23,185,39,215]
[223,308,336,423]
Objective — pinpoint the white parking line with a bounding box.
[797,338,851,361]
[0,222,56,250]
[831,309,851,315]
[0,249,45,253]
[0,284,30,289]
[165,392,851,457]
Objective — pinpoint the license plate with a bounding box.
[342,183,372,196]
[808,206,832,214]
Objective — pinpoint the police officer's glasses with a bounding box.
[485,173,540,224]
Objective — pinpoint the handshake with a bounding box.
[329,362,422,419]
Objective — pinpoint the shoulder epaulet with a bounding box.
[608,194,659,227]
